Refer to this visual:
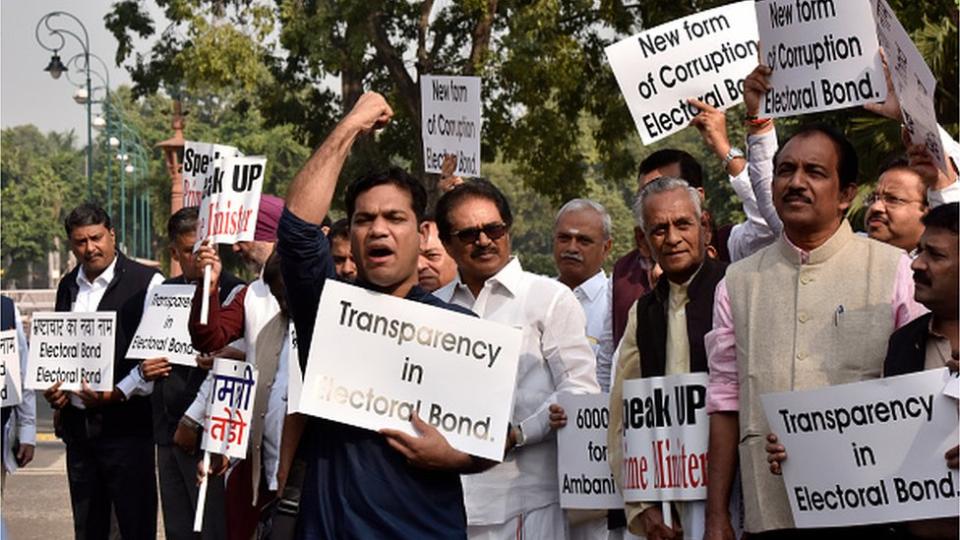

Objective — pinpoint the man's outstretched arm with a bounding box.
[280,92,394,369]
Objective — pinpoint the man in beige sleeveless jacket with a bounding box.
[703,123,925,539]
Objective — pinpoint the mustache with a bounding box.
[470,245,498,259]
[782,188,813,204]
[913,270,932,287]
[560,252,583,262]
[866,210,887,224]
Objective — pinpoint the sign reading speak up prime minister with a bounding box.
[195,154,267,247]
[605,1,759,144]
[620,373,710,502]
[298,281,522,461]
[756,0,886,117]
[761,369,959,528]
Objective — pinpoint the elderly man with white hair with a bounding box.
[553,199,616,392]
[552,198,618,540]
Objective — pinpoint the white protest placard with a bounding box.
[756,0,886,117]
[182,141,241,207]
[605,1,759,144]
[195,154,266,248]
[0,329,22,407]
[944,372,959,400]
[25,312,116,392]
[285,321,303,414]
[201,358,258,460]
[620,373,709,502]
[126,285,199,367]
[872,0,948,174]
[761,368,960,528]
[557,393,622,509]
[298,280,521,461]
[420,75,482,177]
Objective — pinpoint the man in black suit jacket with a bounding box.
[44,204,163,539]
[883,203,958,377]
[879,203,958,538]
[144,206,245,540]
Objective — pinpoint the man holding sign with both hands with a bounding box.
[44,204,165,539]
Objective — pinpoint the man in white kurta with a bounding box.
[435,179,600,539]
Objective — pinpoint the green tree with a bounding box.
[1,125,77,286]
[102,0,957,268]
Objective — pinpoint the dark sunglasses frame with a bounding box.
[451,222,509,243]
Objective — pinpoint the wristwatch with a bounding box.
[512,424,526,448]
[723,147,745,167]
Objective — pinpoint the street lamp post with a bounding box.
[66,54,113,214]
[36,11,94,200]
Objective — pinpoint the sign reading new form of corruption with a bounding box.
[557,393,622,509]
[761,368,960,528]
[420,75,482,177]
[1,329,22,407]
[182,141,241,207]
[872,0,949,174]
[620,373,709,502]
[202,358,259,459]
[195,154,267,249]
[126,284,201,367]
[297,280,522,462]
[24,312,116,392]
[605,1,759,144]
[756,0,887,117]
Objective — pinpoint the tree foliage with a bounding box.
[1,127,75,264]
[50,0,946,276]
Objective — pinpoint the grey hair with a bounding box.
[554,198,612,240]
[633,177,702,234]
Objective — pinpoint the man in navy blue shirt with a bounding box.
[277,91,492,539]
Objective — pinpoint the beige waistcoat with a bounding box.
[725,221,903,532]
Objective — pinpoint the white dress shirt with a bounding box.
[435,257,600,525]
[3,303,36,474]
[564,270,615,392]
[69,257,163,408]
[727,128,780,261]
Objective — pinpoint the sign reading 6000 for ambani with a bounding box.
[297,281,522,462]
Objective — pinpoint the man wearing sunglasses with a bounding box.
[434,179,601,539]
[864,157,928,254]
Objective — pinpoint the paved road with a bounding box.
[4,430,167,539]
[4,439,77,540]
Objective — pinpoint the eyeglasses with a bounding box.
[865,192,925,208]
[451,222,509,243]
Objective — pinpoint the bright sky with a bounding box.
[1,1,166,142]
